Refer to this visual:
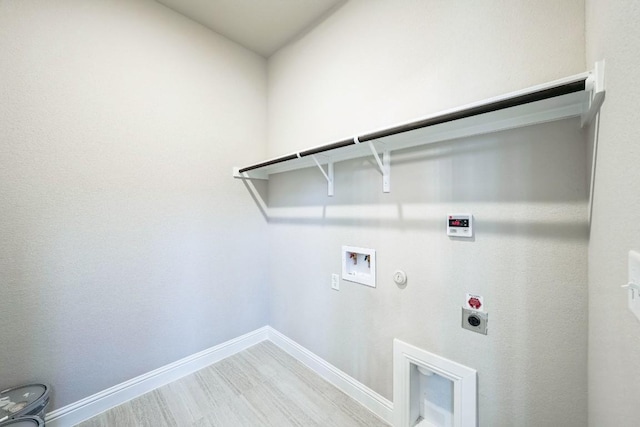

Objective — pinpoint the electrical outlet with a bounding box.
[331,274,340,291]
[461,307,488,335]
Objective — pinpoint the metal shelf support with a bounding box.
[311,155,334,196]
[234,63,606,200]
[367,142,391,193]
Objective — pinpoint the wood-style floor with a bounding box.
[76,341,389,427]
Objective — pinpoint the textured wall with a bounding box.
[0,0,268,409]
[266,1,588,425]
[268,0,585,156]
[586,1,640,426]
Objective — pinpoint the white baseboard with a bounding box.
[44,326,394,426]
[45,327,269,427]
[266,327,394,425]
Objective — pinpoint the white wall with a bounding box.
[267,1,588,425]
[268,0,585,156]
[586,1,640,426]
[0,0,268,410]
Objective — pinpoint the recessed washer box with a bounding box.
[342,246,376,287]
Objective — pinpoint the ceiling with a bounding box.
[156,0,346,57]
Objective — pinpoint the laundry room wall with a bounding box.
[586,1,640,426]
[0,0,268,410]
[266,1,588,425]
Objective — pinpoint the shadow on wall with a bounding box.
[240,119,590,241]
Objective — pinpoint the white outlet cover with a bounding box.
[331,273,340,291]
[628,250,640,322]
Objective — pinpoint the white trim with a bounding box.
[43,326,393,427]
[45,327,269,427]
[393,339,477,427]
[266,327,394,425]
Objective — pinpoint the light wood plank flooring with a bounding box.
[76,341,389,427]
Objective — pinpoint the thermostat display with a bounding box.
[448,218,469,227]
[447,213,473,237]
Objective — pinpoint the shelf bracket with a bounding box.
[367,142,390,193]
[583,60,606,225]
[582,60,606,127]
[311,155,334,196]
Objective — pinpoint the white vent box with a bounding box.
[447,214,473,238]
[394,339,477,427]
[342,246,376,287]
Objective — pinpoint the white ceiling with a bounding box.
[156,0,346,57]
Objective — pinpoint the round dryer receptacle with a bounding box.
[468,315,481,327]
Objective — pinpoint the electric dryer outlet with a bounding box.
[461,308,488,335]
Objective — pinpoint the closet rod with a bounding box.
[238,77,586,174]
